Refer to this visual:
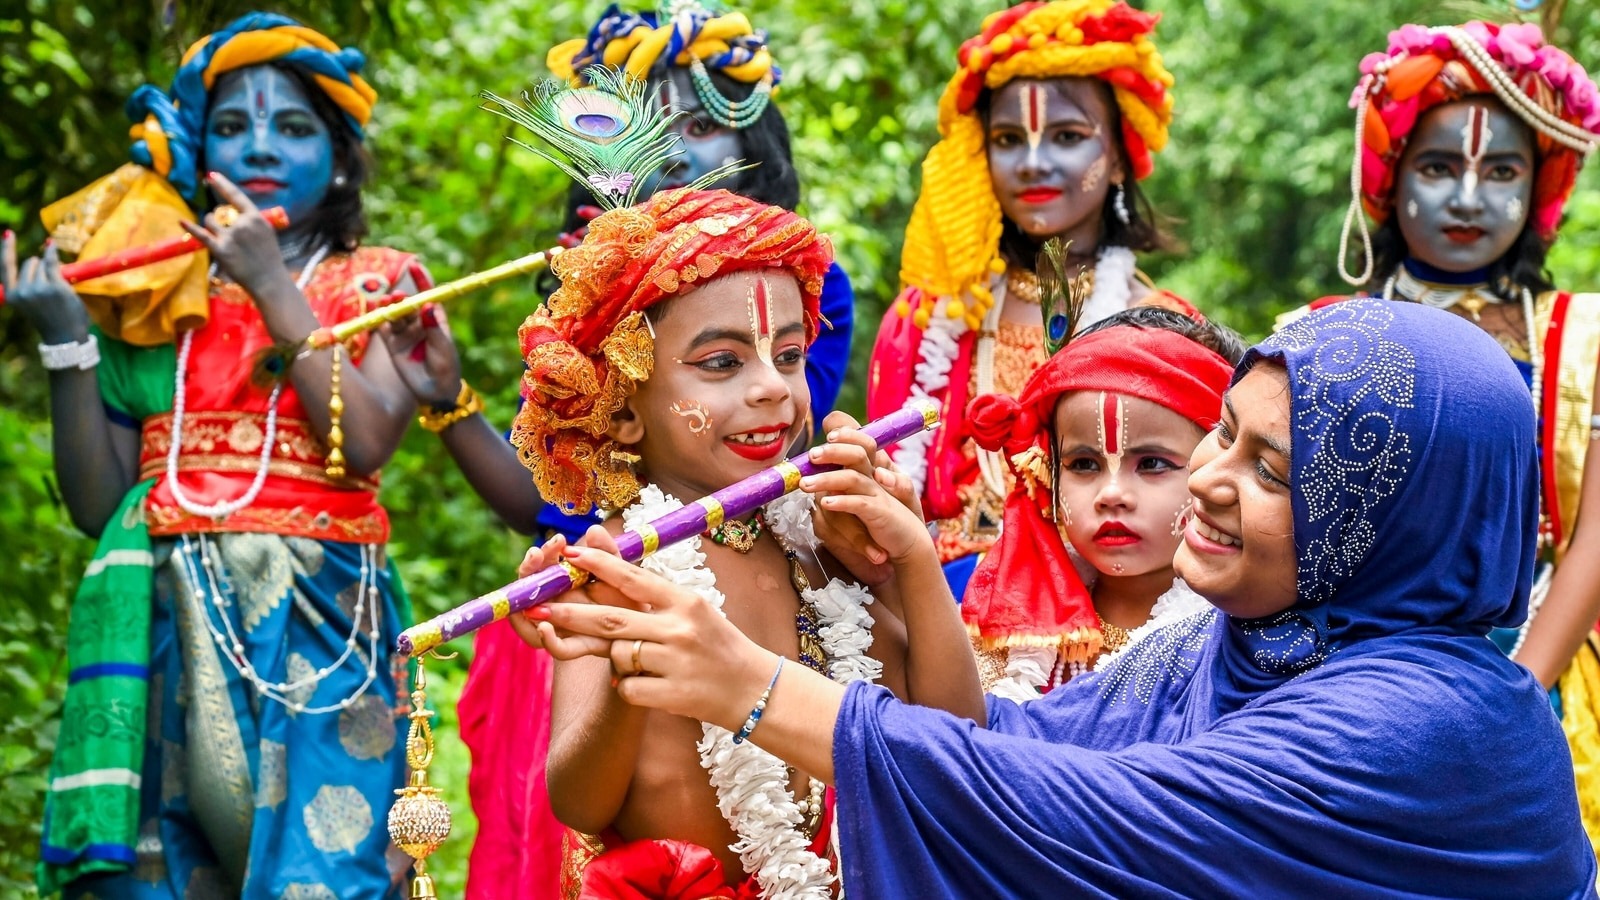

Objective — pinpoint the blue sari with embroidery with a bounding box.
[833,301,1597,896]
[64,535,407,900]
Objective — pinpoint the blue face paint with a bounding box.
[638,68,743,197]
[204,66,335,230]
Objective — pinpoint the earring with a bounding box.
[1406,199,1419,219]
[1113,184,1131,226]
[333,174,349,188]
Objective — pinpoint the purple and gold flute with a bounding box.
[397,399,941,657]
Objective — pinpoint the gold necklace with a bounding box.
[1006,268,1041,306]
[1097,614,1131,653]
[705,512,764,553]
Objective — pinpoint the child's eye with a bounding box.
[1136,456,1181,474]
[1214,421,1234,447]
[280,114,319,138]
[775,346,805,367]
[693,352,741,372]
[211,113,246,137]
[990,132,1020,148]
[1065,457,1101,473]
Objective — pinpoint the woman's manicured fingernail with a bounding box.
[43,238,54,249]
[525,605,551,621]
[3,230,13,241]
[207,171,219,181]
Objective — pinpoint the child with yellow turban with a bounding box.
[866,0,1190,599]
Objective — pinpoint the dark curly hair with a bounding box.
[975,79,1173,270]
[1079,305,1248,366]
[202,62,371,252]
[559,65,801,233]
[1367,218,1554,299]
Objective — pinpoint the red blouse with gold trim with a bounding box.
[141,247,429,544]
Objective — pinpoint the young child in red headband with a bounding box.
[964,307,1244,697]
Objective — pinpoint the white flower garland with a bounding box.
[892,248,1138,499]
[622,487,878,899]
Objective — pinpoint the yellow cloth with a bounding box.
[40,164,209,346]
[1559,634,1600,858]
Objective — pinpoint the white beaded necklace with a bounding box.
[178,532,381,714]
[167,244,330,519]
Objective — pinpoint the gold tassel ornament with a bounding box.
[387,658,452,898]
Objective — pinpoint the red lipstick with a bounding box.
[1442,225,1485,244]
[1018,187,1064,203]
[723,424,789,462]
[1092,521,1142,547]
[239,178,287,193]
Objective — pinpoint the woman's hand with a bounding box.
[3,232,92,344]
[803,411,930,586]
[526,531,776,730]
[379,305,463,407]
[180,172,293,297]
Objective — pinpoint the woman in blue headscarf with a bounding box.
[518,299,1596,895]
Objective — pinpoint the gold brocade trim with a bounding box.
[140,411,378,492]
[561,828,607,900]
[966,622,1105,665]
[1536,291,1600,561]
[145,502,387,543]
[140,455,378,493]
[1558,634,1600,854]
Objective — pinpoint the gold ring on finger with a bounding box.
[631,639,645,677]
[213,205,241,228]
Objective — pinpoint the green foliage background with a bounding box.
[4,0,1600,893]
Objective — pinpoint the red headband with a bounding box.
[968,325,1232,456]
[963,324,1233,662]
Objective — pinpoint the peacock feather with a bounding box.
[1037,238,1095,357]
[482,66,745,210]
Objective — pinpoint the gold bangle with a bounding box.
[418,380,483,433]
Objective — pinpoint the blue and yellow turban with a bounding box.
[127,11,377,197]
[547,3,780,97]
[41,12,376,345]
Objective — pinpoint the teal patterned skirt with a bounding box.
[66,533,409,900]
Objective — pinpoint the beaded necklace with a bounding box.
[168,244,330,519]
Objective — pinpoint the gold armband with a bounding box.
[418,381,483,433]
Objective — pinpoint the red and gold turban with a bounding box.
[899,0,1175,332]
[962,323,1232,662]
[510,189,833,513]
[1350,22,1600,247]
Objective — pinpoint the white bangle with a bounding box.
[38,335,100,371]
